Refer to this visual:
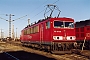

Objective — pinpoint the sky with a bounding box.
[0,0,90,38]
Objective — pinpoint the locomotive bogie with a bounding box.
[51,42,75,51]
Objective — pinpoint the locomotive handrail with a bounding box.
[81,37,86,51]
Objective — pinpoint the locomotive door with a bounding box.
[40,23,44,43]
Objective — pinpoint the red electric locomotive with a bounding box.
[75,19,90,50]
[20,5,76,53]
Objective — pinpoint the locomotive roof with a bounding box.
[75,19,90,27]
[23,17,74,30]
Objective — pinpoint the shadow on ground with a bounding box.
[0,50,56,60]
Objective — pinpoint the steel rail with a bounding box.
[4,52,19,60]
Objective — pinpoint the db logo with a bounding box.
[28,35,32,39]
[86,33,90,37]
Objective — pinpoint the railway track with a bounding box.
[5,41,90,60]
[3,52,19,60]
[0,52,20,60]
[0,41,56,60]
[52,54,89,60]
[0,42,19,60]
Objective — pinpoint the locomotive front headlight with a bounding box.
[67,36,76,40]
[53,36,56,40]
[72,36,76,40]
[53,36,63,40]
[59,36,63,40]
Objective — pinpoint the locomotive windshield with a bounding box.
[54,21,64,28]
[54,21,74,28]
[65,22,74,28]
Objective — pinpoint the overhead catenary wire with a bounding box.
[30,0,60,19]
[16,0,48,23]
[53,0,59,4]
[18,0,49,25]
[26,0,48,19]
[10,0,60,28]
[0,16,7,21]
[30,0,48,13]
[14,15,28,21]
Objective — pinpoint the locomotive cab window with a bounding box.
[65,22,74,28]
[46,21,50,29]
[54,21,74,28]
[54,21,64,28]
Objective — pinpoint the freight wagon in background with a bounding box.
[75,19,90,50]
[20,5,76,53]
